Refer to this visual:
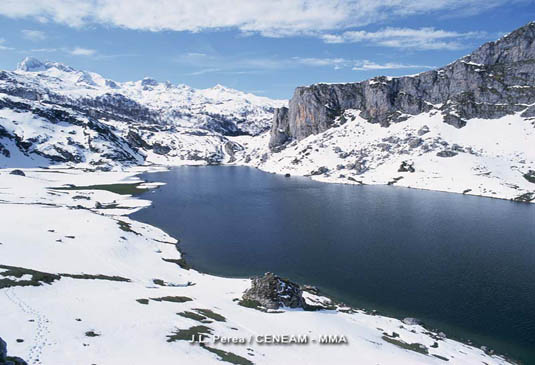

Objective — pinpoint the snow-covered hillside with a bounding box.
[0,167,514,365]
[0,57,285,169]
[235,109,535,202]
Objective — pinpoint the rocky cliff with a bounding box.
[269,22,535,150]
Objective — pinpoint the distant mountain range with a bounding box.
[0,57,285,167]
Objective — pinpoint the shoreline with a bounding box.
[132,164,527,363]
[0,165,519,364]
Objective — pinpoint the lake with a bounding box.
[131,166,535,363]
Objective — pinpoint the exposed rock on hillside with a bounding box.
[242,272,305,310]
[269,22,535,149]
[227,22,535,203]
[0,337,28,365]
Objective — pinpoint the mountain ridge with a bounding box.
[0,59,285,168]
[269,21,535,149]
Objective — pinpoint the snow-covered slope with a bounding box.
[236,109,535,202]
[0,167,514,365]
[0,58,285,169]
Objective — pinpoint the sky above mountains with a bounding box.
[0,0,534,99]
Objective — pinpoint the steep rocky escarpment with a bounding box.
[269,22,535,149]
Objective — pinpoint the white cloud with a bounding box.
[322,27,487,50]
[187,68,221,76]
[21,29,46,41]
[293,57,432,71]
[293,57,351,67]
[0,38,14,50]
[352,60,432,70]
[177,53,433,74]
[0,0,516,38]
[70,47,96,56]
[30,48,57,52]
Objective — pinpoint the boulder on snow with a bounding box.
[398,161,415,173]
[523,170,535,183]
[310,166,329,176]
[436,150,458,158]
[417,125,430,136]
[242,272,305,310]
[9,169,25,176]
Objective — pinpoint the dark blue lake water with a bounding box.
[131,166,535,363]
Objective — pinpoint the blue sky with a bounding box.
[0,1,534,99]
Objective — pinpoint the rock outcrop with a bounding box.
[8,170,25,176]
[269,22,535,149]
[242,272,305,309]
[0,337,28,365]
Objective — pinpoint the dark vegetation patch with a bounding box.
[382,335,429,355]
[433,354,450,361]
[50,183,145,195]
[0,264,60,289]
[61,273,130,282]
[193,308,226,322]
[523,170,535,183]
[136,298,149,305]
[167,325,212,342]
[166,326,253,364]
[177,311,207,322]
[116,220,140,235]
[95,202,121,209]
[0,264,130,289]
[237,298,263,310]
[201,344,254,365]
[162,258,191,270]
[387,176,404,185]
[150,296,193,303]
[85,331,101,337]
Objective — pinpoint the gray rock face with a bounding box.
[0,338,6,362]
[269,22,535,149]
[0,337,28,365]
[269,107,290,151]
[524,170,535,183]
[242,272,305,310]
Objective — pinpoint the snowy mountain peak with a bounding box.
[16,57,75,73]
[16,57,46,72]
[140,77,159,87]
[212,84,230,90]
